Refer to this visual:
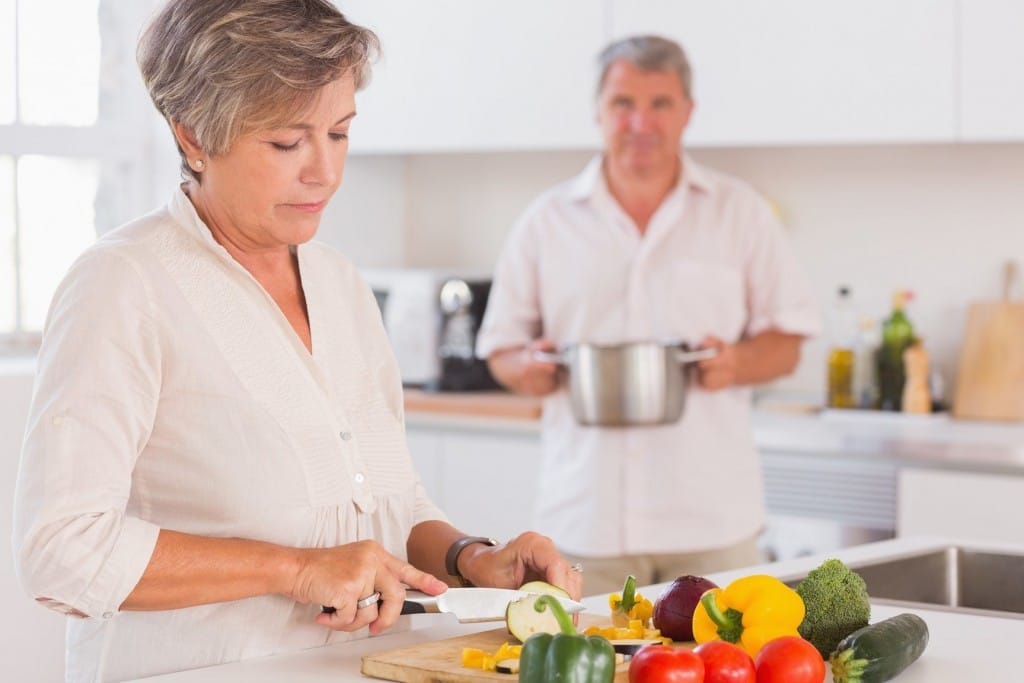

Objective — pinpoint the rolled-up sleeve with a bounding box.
[742,202,821,339]
[476,214,544,359]
[13,248,162,619]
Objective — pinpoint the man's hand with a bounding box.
[695,335,739,390]
[695,330,804,389]
[487,338,561,397]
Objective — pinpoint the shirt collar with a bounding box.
[567,151,715,203]
[168,183,230,255]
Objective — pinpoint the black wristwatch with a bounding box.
[445,536,499,586]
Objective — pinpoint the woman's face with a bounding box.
[193,75,356,250]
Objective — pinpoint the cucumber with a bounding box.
[830,613,929,683]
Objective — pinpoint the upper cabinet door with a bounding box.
[959,0,1024,141]
[609,0,957,146]
[339,0,605,154]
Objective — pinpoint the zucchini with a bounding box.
[830,613,929,683]
[505,595,562,642]
[495,658,520,674]
[609,639,662,656]
[518,580,570,599]
[505,581,573,642]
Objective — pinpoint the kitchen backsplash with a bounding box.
[320,142,1024,403]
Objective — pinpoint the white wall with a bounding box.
[0,363,65,683]
[316,155,409,268]
[316,143,1024,403]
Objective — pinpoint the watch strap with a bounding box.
[444,536,499,586]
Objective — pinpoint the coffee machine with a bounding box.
[434,277,500,391]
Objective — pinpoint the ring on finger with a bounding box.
[570,563,583,574]
[356,591,381,609]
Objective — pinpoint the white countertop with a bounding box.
[127,536,1023,683]
[406,401,1024,475]
[753,408,1024,475]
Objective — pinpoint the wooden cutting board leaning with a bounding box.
[953,261,1024,421]
[361,614,668,683]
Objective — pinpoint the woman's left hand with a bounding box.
[457,531,582,600]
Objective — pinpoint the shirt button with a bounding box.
[102,611,114,619]
[354,472,365,484]
[339,431,352,441]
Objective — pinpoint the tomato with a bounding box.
[694,641,755,683]
[629,644,705,683]
[753,636,825,683]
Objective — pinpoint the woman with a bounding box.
[12,1,580,681]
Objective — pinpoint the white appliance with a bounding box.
[360,267,491,387]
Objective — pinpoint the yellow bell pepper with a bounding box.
[608,575,654,627]
[692,574,805,658]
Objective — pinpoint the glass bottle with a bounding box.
[876,290,915,411]
[853,317,879,409]
[826,286,857,409]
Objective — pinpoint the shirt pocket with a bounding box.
[669,261,747,343]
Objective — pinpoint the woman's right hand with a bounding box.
[289,540,448,634]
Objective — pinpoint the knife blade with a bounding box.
[321,587,586,623]
[403,588,587,623]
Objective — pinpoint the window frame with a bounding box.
[1,0,169,352]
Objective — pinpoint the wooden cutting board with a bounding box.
[361,615,654,683]
[953,262,1024,421]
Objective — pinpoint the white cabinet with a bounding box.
[959,0,1024,140]
[609,0,957,145]
[339,0,604,153]
[898,468,1024,544]
[406,423,542,542]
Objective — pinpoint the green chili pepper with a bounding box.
[518,595,616,683]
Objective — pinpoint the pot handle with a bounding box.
[532,350,565,365]
[676,347,717,364]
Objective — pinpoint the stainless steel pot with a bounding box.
[535,341,717,427]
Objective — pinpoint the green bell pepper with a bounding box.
[518,595,616,683]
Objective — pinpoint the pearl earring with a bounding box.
[194,159,205,171]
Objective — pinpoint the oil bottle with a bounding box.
[876,290,915,411]
[826,286,857,408]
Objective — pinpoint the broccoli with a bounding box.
[795,558,871,658]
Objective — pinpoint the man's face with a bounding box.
[597,60,693,175]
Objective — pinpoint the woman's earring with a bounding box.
[194,159,205,171]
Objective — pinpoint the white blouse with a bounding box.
[478,155,820,558]
[12,188,446,682]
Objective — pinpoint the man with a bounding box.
[476,35,820,595]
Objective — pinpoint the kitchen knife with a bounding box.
[322,587,586,623]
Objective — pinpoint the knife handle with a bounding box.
[320,600,426,615]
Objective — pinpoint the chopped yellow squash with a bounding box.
[461,641,522,672]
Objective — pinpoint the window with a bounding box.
[1,0,166,347]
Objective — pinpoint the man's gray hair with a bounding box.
[596,35,693,100]
[138,0,379,181]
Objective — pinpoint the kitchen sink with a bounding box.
[783,546,1024,619]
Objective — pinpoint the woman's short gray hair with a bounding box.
[597,35,693,100]
[138,0,379,180]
